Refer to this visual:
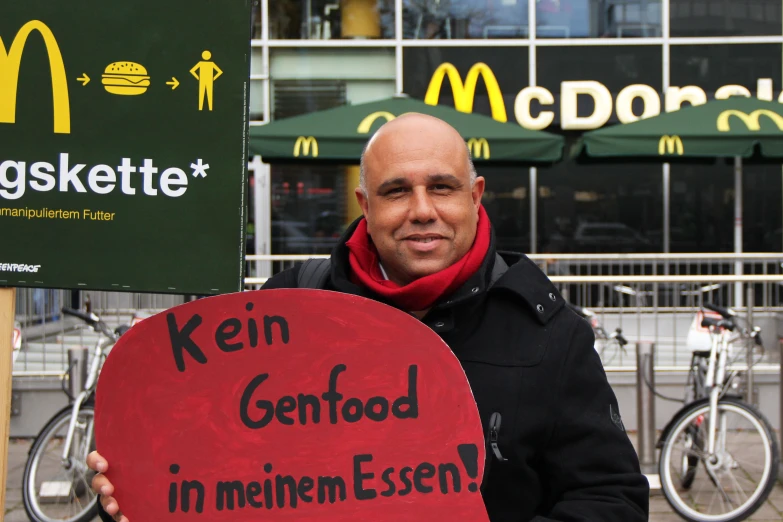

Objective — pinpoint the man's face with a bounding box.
[355,116,485,286]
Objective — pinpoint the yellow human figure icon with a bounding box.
[189,50,222,111]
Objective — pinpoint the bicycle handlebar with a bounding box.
[701,316,736,332]
[62,308,99,325]
[704,303,735,319]
[62,307,120,340]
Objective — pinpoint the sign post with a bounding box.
[0,288,15,511]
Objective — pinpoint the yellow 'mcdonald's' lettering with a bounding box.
[467,138,490,159]
[0,20,70,134]
[717,109,783,132]
[658,135,684,156]
[293,136,318,157]
[357,111,396,134]
[424,62,507,123]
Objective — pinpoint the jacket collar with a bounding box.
[492,252,565,324]
[328,217,564,323]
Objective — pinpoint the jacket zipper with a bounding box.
[481,412,507,494]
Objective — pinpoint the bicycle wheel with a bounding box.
[598,339,620,365]
[659,398,779,522]
[679,424,702,490]
[23,405,99,522]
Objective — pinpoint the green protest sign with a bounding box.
[0,0,251,295]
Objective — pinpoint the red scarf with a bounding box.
[345,206,491,312]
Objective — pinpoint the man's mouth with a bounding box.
[403,235,446,251]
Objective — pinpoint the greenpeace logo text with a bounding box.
[0,263,41,273]
[0,153,210,201]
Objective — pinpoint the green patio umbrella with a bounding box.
[572,97,783,162]
[572,97,783,301]
[249,95,564,164]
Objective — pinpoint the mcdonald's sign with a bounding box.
[0,20,70,134]
[357,111,396,133]
[467,138,490,159]
[658,135,684,156]
[424,62,507,123]
[717,109,783,132]
[293,136,319,157]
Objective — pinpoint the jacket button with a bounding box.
[434,322,445,328]
[536,304,544,313]
[549,293,556,301]
[471,287,479,293]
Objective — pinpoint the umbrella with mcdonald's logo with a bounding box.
[249,95,564,164]
[572,97,783,162]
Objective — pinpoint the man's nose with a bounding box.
[409,188,437,224]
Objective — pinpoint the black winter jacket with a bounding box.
[98,222,649,522]
[263,222,649,521]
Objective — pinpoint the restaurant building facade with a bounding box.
[249,0,783,258]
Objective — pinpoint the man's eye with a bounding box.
[432,184,452,191]
[386,187,406,195]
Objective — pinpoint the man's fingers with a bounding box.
[116,511,129,522]
[92,473,114,496]
[87,451,108,473]
[101,495,120,515]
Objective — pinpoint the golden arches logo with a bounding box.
[357,111,396,134]
[467,138,490,159]
[293,136,318,157]
[717,109,783,132]
[658,135,684,156]
[424,62,507,123]
[0,20,70,134]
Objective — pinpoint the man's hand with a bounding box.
[87,451,129,522]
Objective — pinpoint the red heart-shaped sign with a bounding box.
[95,289,489,521]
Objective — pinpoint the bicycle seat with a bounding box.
[692,350,711,358]
[701,316,735,330]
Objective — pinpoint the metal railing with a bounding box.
[12,253,783,376]
[13,289,185,377]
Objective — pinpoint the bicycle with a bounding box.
[22,307,133,522]
[656,303,779,522]
[568,303,628,365]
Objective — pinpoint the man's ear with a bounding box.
[472,176,485,210]
[355,187,369,217]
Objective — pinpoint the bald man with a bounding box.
[90,113,649,521]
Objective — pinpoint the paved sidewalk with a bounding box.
[5,437,783,521]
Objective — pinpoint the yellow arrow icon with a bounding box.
[77,73,90,86]
[166,77,180,90]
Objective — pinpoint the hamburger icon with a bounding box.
[101,61,151,96]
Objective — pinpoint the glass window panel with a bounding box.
[481,167,531,252]
[271,0,395,39]
[744,165,783,252]
[403,0,530,39]
[251,48,265,76]
[270,49,396,118]
[536,0,662,38]
[537,160,663,254]
[670,44,782,98]
[271,165,357,255]
[251,0,263,39]
[402,47,528,122]
[669,164,733,253]
[671,0,782,37]
[250,80,266,121]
